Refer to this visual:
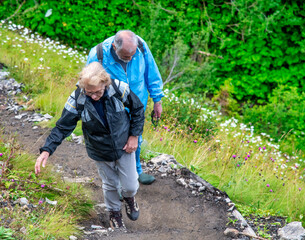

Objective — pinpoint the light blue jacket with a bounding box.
[86,36,164,110]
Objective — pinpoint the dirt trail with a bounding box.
[0,91,232,240]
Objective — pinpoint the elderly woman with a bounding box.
[35,62,144,230]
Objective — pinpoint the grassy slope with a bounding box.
[0,25,92,239]
[1,23,305,233]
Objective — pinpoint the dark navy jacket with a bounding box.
[40,80,144,162]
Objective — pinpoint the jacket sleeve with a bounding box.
[40,91,80,155]
[123,88,145,137]
[141,39,165,103]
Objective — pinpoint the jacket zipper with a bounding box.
[117,61,129,84]
[104,101,119,160]
[86,100,110,134]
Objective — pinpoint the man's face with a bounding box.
[113,43,137,63]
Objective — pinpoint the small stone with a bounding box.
[150,154,175,165]
[94,203,107,209]
[19,197,29,206]
[176,178,187,187]
[32,126,38,130]
[158,166,167,173]
[224,228,240,238]
[20,227,27,234]
[227,205,235,212]
[225,198,231,203]
[84,231,94,235]
[15,115,23,120]
[278,221,305,240]
[161,173,167,178]
[196,182,203,187]
[45,197,57,206]
[69,236,77,240]
[91,225,103,229]
[161,160,168,165]
[189,182,196,187]
[44,113,53,119]
[198,186,206,192]
[93,229,108,235]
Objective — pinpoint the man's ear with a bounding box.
[112,43,116,51]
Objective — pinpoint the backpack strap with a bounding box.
[96,42,103,64]
[74,86,84,117]
[137,37,145,53]
[111,78,124,102]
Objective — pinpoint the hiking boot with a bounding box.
[123,197,139,221]
[138,172,155,185]
[109,210,126,231]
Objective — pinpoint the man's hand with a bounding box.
[35,151,50,174]
[153,101,162,118]
[123,136,139,153]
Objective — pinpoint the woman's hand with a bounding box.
[123,136,138,153]
[35,151,50,174]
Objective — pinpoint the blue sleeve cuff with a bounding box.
[153,96,163,103]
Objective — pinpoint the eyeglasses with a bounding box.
[84,88,105,97]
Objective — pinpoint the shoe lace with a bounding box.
[110,211,125,228]
[124,197,139,214]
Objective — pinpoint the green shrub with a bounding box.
[0,226,15,240]
[1,0,304,102]
[243,85,305,151]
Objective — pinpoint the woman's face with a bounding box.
[85,83,107,101]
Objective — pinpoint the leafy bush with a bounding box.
[1,0,304,101]
[243,85,305,151]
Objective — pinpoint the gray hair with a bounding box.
[114,30,138,52]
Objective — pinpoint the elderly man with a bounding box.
[87,30,164,185]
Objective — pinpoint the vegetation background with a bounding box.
[1,0,305,238]
[1,0,304,151]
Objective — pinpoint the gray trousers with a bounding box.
[95,152,139,211]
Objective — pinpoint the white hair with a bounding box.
[78,62,111,89]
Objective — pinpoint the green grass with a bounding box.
[1,22,305,235]
[0,132,93,239]
[142,117,305,224]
